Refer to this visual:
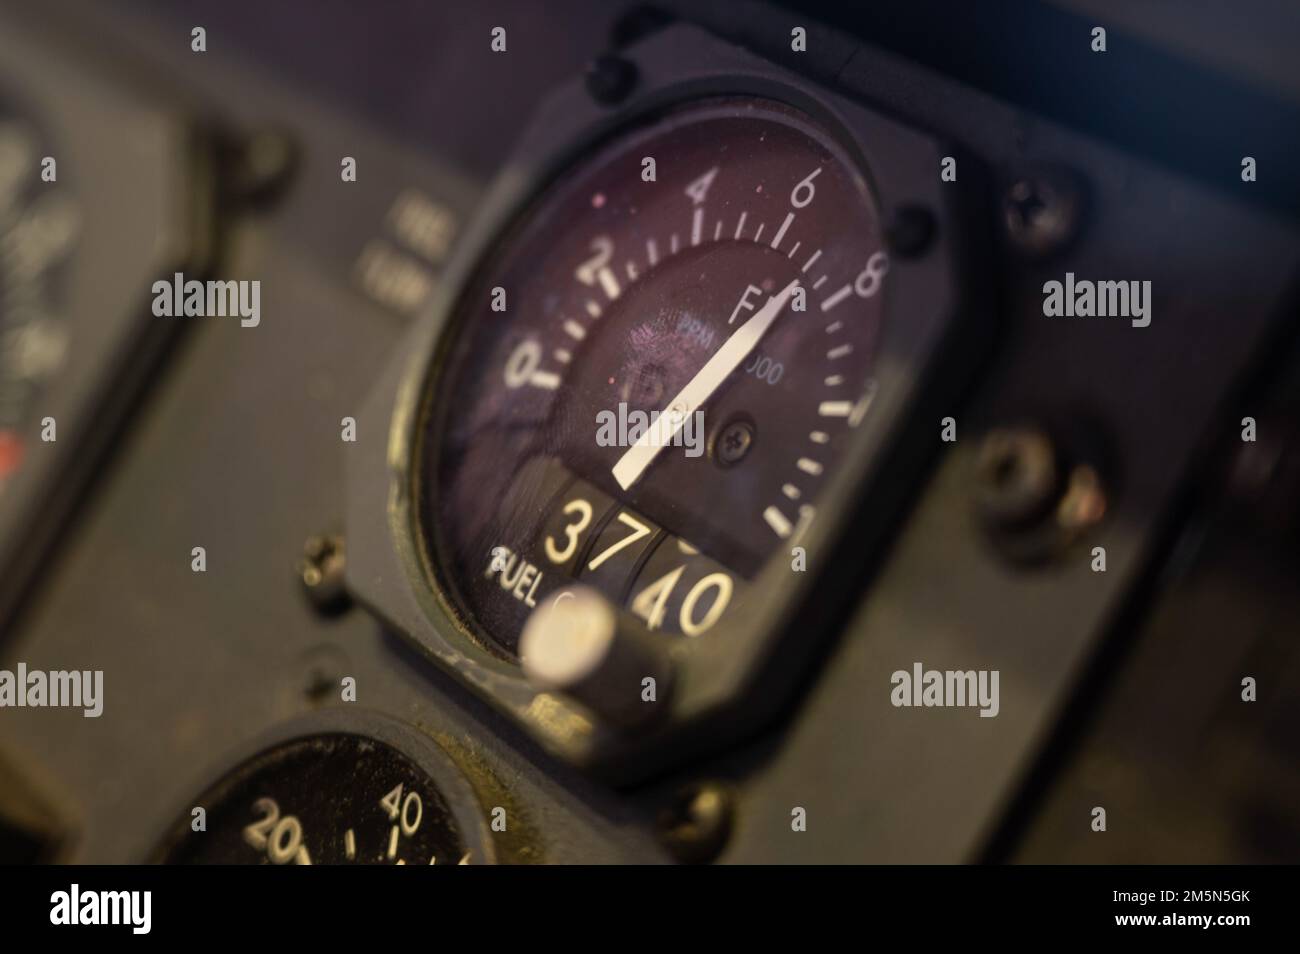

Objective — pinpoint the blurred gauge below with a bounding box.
[154,726,494,865]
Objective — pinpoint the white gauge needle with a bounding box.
[612,278,800,490]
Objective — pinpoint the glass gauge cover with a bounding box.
[422,97,888,655]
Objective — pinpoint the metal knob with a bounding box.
[519,585,672,728]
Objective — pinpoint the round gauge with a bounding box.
[422,96,888,655]
[0,119,77,494]
[157,732,484,865]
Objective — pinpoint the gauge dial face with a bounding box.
[423,97,888,655]
[0,120,76,494]
[159,734,471,865]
